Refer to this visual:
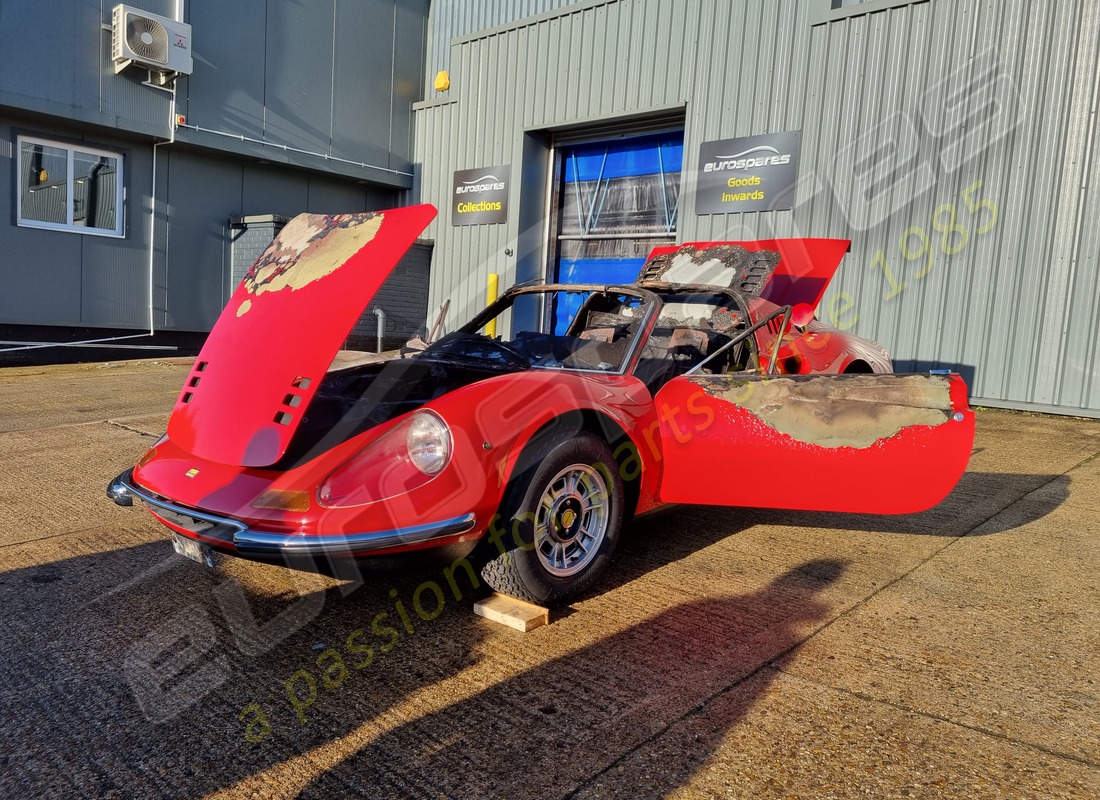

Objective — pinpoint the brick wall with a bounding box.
[348,241,433,352]
[230,216,289,289]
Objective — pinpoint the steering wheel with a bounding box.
[475,334,531,367]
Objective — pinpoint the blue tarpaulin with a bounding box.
[554,132,683,333]
[554,257,645,332]
[563,134,684,183]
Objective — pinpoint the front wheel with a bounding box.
[480,433,623,606]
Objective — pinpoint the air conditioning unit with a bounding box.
[111,4,193,76]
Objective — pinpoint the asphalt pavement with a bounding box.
[0,358,1097,799]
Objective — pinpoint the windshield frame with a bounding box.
[450,283,662,377]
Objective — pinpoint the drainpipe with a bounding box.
[146,0,184,336]
[149,132,173,337]
[372,307,386,353]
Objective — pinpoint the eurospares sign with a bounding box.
[695,131,801,214]
[452,165,510,225]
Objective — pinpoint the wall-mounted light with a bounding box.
[434,70,450,92]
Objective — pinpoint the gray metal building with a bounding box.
[3,0,1098,418]
[414,0,1100,417]
[1,0,428,345]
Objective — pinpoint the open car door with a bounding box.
[654,373,975,514]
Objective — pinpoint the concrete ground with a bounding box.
[0,358,1097,799]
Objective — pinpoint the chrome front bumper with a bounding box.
[107,469,477,558]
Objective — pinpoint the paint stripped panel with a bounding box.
[654,372,974,514]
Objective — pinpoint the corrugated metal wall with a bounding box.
[424,0,579,94]
[414,0,1100,416]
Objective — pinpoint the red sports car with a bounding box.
[108,204,974,606]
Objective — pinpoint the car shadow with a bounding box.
[0,471,1062,797]
[630,468,1065,546]
[2,517,849,799]
[587,470,1067,605]
[291,559,847,799]
[720,471,1070,538]
[0,541,487,799]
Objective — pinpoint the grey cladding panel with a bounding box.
[0,1,100,110]
[184,0,268,139]
[390,0,430,167]
[241,166,309,219]
[0,223,83,326]
[305,179,373,215]
[101,63,174,134]
[79,231,152,326]
[331,0,394,166]
[1,0,426,168]
[263,2,335,152]
[164,152,239,330]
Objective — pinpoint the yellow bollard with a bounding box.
[485,273,499,338]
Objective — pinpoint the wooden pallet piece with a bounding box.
[473,593,550,632]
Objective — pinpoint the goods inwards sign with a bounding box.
[452,165,510,225]
[695,131,801,214]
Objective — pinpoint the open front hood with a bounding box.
[166,204,437,467]
[637,238,851,310]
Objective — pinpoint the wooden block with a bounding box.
[473,593,550,632]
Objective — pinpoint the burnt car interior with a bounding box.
[511,290,649,373]
[625,289,757,391]
[434,283,792,392]
[413,286,653,375]
[282,282,793,467]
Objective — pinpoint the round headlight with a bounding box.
[406,412,451,475]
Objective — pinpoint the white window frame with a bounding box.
[16,135,126,238]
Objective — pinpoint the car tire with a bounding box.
[480,432,624,607]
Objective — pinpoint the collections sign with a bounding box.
[695,131,801,214]
[451,165,510,226]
